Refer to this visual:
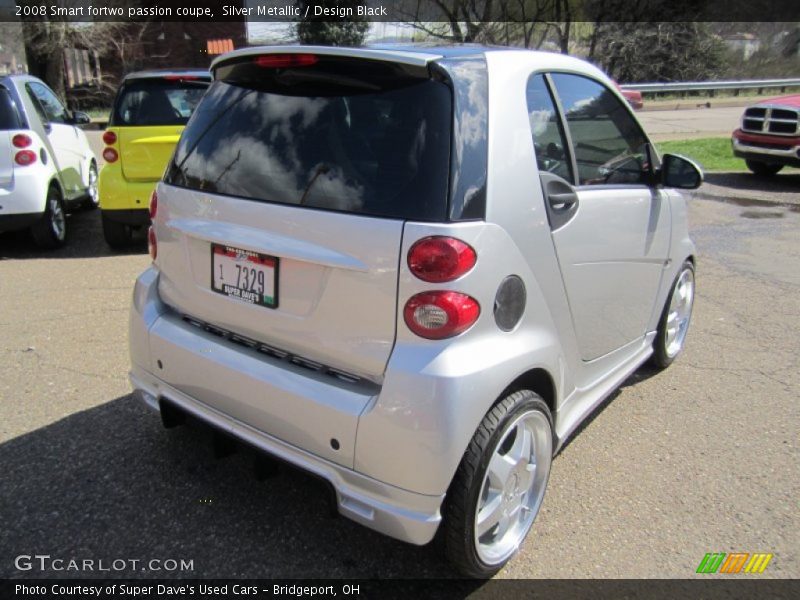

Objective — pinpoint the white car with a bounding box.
[0,75,98,248]
[131,46,701,577]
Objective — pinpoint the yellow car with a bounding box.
[98,70,210,247]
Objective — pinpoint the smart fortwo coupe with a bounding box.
[0,75,97,247]
[129,46,701,577]
[98,70,210,247]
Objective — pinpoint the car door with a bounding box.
[25,81,84,197]
[528,72,670,361]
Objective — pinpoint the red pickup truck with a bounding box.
[732,94,800,176]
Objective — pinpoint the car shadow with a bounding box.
[0,394,464,579]
[0,209,147,260]
[556,364,663,454]
[702,171,800,204]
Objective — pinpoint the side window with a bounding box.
[526,74,573,183]
[0,86,25,130]
[25,87,49,124]
[550,73,649,186]
[26,82,69,124]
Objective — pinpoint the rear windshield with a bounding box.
[111,78,210,126]
[0,86,24,130]
[165,57,452,221]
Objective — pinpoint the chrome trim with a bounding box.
[180,314,369,387]
[733,138,800,158]
[741,104,799,136]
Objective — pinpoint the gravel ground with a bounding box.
[0,173,797,580]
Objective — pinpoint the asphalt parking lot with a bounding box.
[1,163,798,578]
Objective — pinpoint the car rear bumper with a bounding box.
[98,163,159,212]
[732,130,800,167]
[130,367,443,545]
[101,208,150,226]
[129,267,443,546]
[0,169,49,231]
[0,211,40,233]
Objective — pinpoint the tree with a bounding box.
[294,1,369,46]
[21,20,128,100]
[397,0,578,51]
[591,22,726,83]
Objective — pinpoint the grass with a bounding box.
[656,137,744,172]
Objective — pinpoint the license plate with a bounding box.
[211,244,278,308]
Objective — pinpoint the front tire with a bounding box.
[30,186,67,249]
[82,161,99,210]
[651,260,695,369]
[745,160,783,177]
[443,390,553,578]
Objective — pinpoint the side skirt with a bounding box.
[553,332,656,452]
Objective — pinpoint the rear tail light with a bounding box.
[14,150,37,166]
[254,54,318,68]
[12,134,32,148]
[164,75,200,81]
[149,190,158,220]
[102,130,117,145]
[148,191,158,260]
[408,237,476,283]
[147,226,157,261]
[102,147,118,163]
[404,291,480,340]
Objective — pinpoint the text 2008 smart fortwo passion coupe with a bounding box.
[129,46,701,577]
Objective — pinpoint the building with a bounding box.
[724,33,761,61]
[0,22,28,75]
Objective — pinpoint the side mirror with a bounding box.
[660,153,703,190]
[71,111,91,126]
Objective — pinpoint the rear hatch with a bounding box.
[157,52,453,381]
[112,75,210,181]
[0,85,24,186]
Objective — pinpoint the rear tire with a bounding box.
[30,186,66,249]
[745,160,783,177]
[102,212,135,248]
[443,390,553,578]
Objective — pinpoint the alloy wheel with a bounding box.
[664,266,694,358]
[474,409,552,565]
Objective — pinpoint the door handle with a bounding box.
[547,191,577,208]
[540,172,579,230]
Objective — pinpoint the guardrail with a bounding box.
[621,78,800,96]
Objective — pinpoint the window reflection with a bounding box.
[169,79,452,221]
[526,74,573,182]
[551,73,649,186]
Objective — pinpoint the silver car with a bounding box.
[129,46,700,577]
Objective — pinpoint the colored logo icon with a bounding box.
[696,552,773,574]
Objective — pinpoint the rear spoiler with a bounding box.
[210,45,442,76]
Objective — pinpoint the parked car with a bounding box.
[732,94,800,175]
[98,70,211,247]
[614,81,644,110]
[129,46,701,577]
[0,75,97,248]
